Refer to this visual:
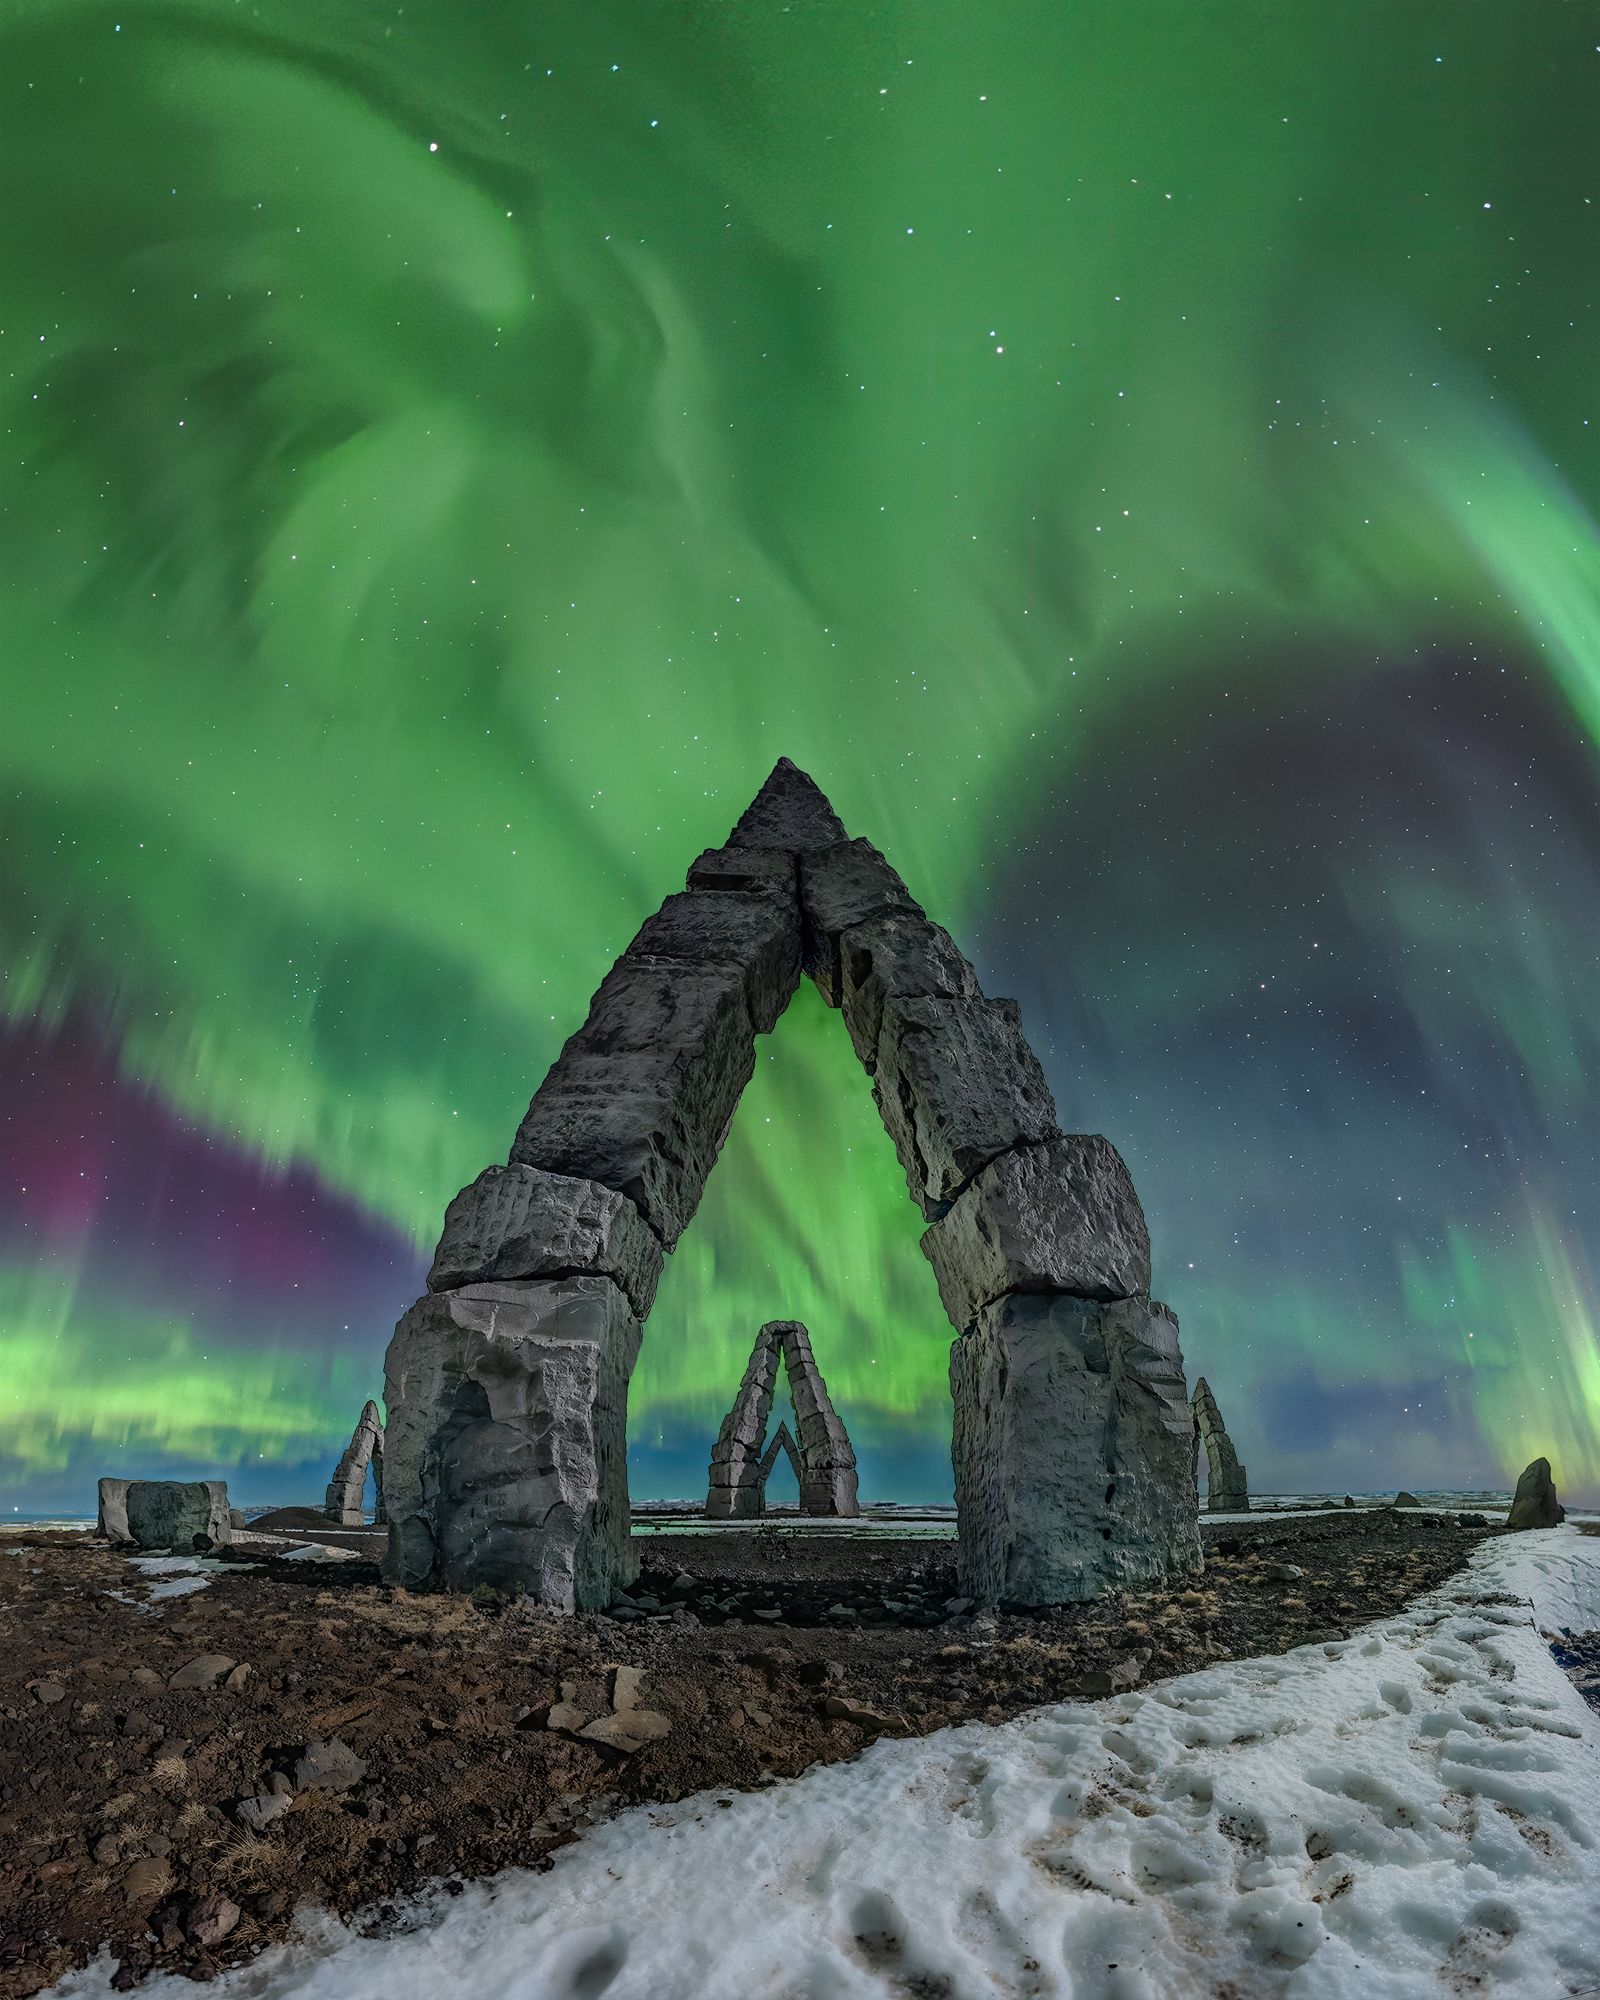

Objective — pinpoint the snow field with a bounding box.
[60,1525,1600,2000]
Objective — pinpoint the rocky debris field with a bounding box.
[0,1508,1495,1996]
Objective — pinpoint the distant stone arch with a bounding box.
[756,1422,803,1507]
[384,760,1200,1609]
[324,1399,385,1527]
[707,1321,859,1518]
[1191,1377,1248,1513]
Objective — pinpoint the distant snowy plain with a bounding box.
[57,1525,1600,2000]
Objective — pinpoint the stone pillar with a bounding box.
[950,1293,1200,1603]
[706,1326,782,1518]
[97,1479,232,1551]
[778,1322,860,1516]
[382,1276,640,1611]
[1191,1377,1249,1512]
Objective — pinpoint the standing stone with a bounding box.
[323,1400,385,1527]
[382,1276,639,1610]
[1506,1456,1564,1531]
[97,1479,232,1551]
[1190,1377,1250,1513]
[384,757,1196,1608]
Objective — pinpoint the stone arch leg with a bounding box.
[1191,1377,1249,1512]
[799,834,1200,1603]
[324,1399,384,1526]
[777,1322,859,1516]
[706,1326,782,1518]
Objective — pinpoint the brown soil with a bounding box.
[0,1509,1496,1996]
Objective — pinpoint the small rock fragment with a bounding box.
[546,1702,591,1734]
[611,1665,645,1713]
[821,1695,893,1728]
[186,1892,241,1948]
[122,1857,173,1904]
[168,1655,236,1691]
[579,1708,672,1752]
[223,1664,252,1692]
[236,1794,291,1833]
[30,1680,66,1705]
[292,1738,366,1793]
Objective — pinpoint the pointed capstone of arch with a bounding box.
[706,1320,860,1519]
[383,758,1200,1609]
[1191,1377,1249,1513]
[324,1399,385,1527]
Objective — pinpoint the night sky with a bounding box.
[2,3,1596,1515]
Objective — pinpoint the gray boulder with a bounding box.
[97,1479,231,1551]
[922,1136,1152,1330]
[429,1162,663,1316]
[1506,1457,1564,1531]
[1394,1491,1421,1508]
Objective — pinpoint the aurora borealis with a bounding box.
[1,1,1596,1514]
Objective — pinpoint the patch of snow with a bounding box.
[277,1541,364,1563]
[55,1527,1600,2000]
[146,1575,213,1601]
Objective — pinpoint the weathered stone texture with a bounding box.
[686,843,795,896]
[800,839,920,1000]
[428,1163,663,1317]
[1506,1456,1564,1531]
[511,959,756,1246]
[724,756,847,852]
[778,1321,860,1516]
[97,1479,232,1551]
[382,1276,639,1611]
[950,1291,1200,1604]
[873,996,1059,1216]
[1190,1376,1250,1513]
[922,1135,1152,1330]
[323,1399,385,1526]
[627,889,801,1035]
[834,910,982,1069]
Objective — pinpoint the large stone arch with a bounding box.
[383,760,1200,1608]
[706,1320,859,1518]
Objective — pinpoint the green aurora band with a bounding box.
[1,1,1596,1507]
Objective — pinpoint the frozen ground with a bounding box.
[56,1524,1600,2000]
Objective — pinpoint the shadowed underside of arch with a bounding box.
[382,760,1200,1609]
[707,1320,859,1518]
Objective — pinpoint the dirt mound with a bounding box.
[0,1509,1496,1996]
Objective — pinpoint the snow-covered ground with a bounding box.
[57,1524,1600,2000]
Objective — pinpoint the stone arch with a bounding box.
[324,1398,385,1527]
[706,1320,859,1519]
[756,1422,803,1508]
[384,759,1200,1608]
[1191,1377,1249,1512]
